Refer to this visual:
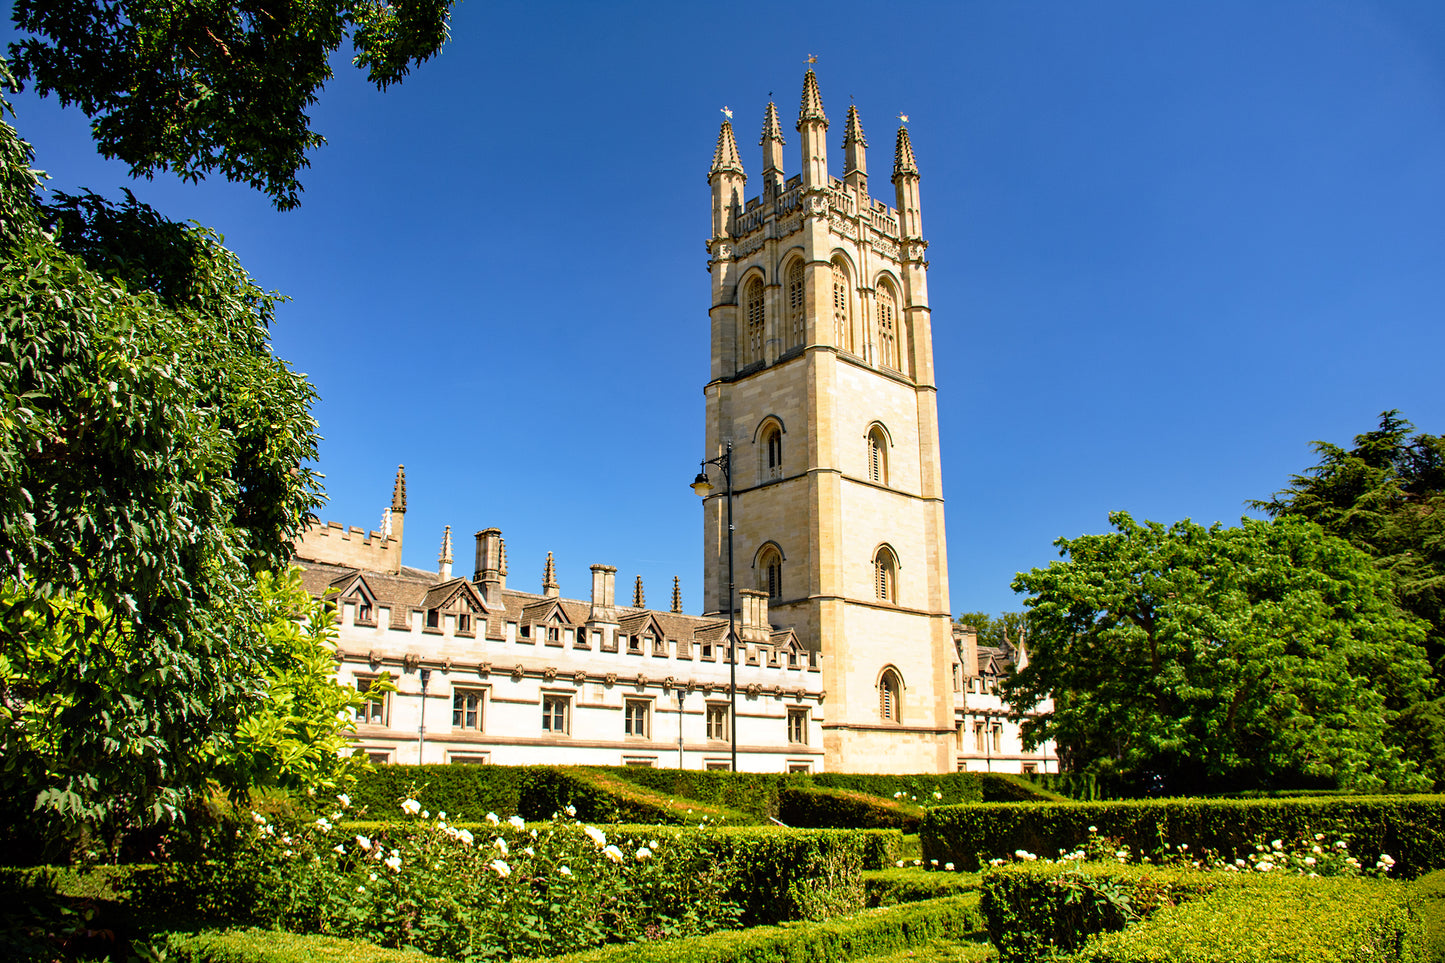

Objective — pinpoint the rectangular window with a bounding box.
[628,635,641,653]
[547,625,561,644]
[519,623,531,639]
[624,699,650,738]
[787,707,808,745]
[701,643,714,660]
[623,756,657,767]
[706,703,729,741]
[366,751,392,765]
[355,676,387,726]
[449,752,490,765]
[952,664,960,691]
[542,695,570,735]
[955,723,964,749]
[992,724,1003,753]
[425,609,440,629]
[1022,763,1037,774]
[974,722,986,752]
[705,760,732,771]
[787,762,811,774]
[458,612,472,633]
[452,687,485,731]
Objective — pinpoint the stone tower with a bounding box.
[701,70,955,773]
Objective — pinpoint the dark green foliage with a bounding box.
[170,928,439,961]
[1008,512,1431,793]
[0,97,323,850]
[979,863,1425,963]
[779,786,923,832]
[596,765,791,817]
[923,795,1445,875]
[809,771,991,805]
[1409,870,1445,960]
[542,894,985,963]
[864,867,979,907]
[979,773,1071,803]
[9,0,454,209]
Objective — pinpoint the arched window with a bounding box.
[758,545,783,599]
[762,424,782,480]
[879,668,901,722]
[867,426,888,485]
[874,546,897,603]
[831,259,852,352]
[877,281,898,371]
[785,260,805,351]
[744,277,765,366]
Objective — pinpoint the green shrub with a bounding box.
[808,771,988,805]
[864,867,979,906]
[1070,873,1425,962]
[595,767,790,818]
[538,894,985,963]
[923,795,1445,875]
[978,773,1070,803]
[858,829,904,870]
[779,786,922,833]
[169,927,439,962]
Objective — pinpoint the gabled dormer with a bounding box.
[421,578,488,635]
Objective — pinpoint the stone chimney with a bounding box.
[956,623,979,677]
[473,528,505,603]
[589,564,619,624]
[738,588,770,645]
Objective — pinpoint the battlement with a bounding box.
[295,518,401,573]
[731,179,899,244]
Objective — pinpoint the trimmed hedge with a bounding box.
[170,928,440,962]
[593,767,791,817]
[863,867,979,907]
[536,894,985,963]
[778,786,922,833]
[348,764,756,826]
[923,794,1445,875]
[980,862,1426,963]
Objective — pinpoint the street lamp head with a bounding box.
[690,471,714,497]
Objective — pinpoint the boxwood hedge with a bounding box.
[923,795,1445,875]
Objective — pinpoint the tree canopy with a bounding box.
[1006,512,1431,794]
[9,0,454,209]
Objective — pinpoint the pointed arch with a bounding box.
[872,544,899,603]
[830,255,855,353]
[866,423,890,486]
[783,255,806,352]
[742,274,766,367]
[757,417,784,482]
[752,541,785,599]
[875,277,900,372]
[877,665,903,722]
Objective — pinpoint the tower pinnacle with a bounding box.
[672,576,682,614]
[760,101,786,198]
[633,575,645,609]
[391,465,407,513]
[438,525,453,579]
[797,69,828,130]
[892,124,919,181]
[796,69,830,190]
[843,103,867,193]
[709,120,744,177]
[543,551,558,597]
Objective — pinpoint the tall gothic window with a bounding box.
[758,546,783,599]
[786,260,805,350]
[831,259,852,352]
[762,423,782,480]
[874,546,897,603]
[877,282,898,370]
[744,277,765,366]
[867,426,888,485]
[879,668,901,722]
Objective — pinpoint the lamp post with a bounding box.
[418,667,431,764]
[691,441,736,772]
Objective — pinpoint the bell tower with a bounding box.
[701,70,956,773]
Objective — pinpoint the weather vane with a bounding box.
[721,105,733,120]
[805,54,817,67]
[898,112,909,125]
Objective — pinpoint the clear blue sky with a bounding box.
[6,1,1444,618]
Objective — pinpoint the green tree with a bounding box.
[1252,411,1445,786]
[1006,512,1431,794]
[956,610,1030,652]
[9,0,454,209]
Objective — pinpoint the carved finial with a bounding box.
[380,507,393,539]
[843,103,867,149]
[499,538,508,576]
[798,66,828,131]
[710,119,744,176]
[391,464,407,513]
[893,124,919,181]
[760,101,785,146]
[438,525,453,578]
[671,576,682,614]
[543,551,558,593]
[633,575,645,609]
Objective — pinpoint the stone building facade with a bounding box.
[295,69,1056,776]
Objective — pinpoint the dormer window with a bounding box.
[628,635,641,653]
[520,624,531,639]
[426,609,440,629]
[458,612,472,633]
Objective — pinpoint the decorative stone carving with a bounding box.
[829,211,857,240]
[478,661,491,677]
[368,650,383,667]
[604,672,617,686]
[635,673,647,689]
[794,687,806,701]
[441,657,453,672]
[573,670,587,686]
[778,213,803,237]
[746,683,762,697]
[663,676,676,692]
[543,666,557,681]
[805,194,827,216]
[511,665,524,682]
[735,232,764,258]
[402,652,421,669]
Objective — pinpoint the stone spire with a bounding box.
[438,525,453,580]
[499,538,508,577]
[543,551,558,598]
[797,69,828,129]
[893,122,923,242]
[796,69,830,190]
[710,119,744,176]
[391,465,407,513]
[843,103,867,194]
[632,575,645,609]
[892,124,919,180]
[671,576,682,614]
[760,101,786,198]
